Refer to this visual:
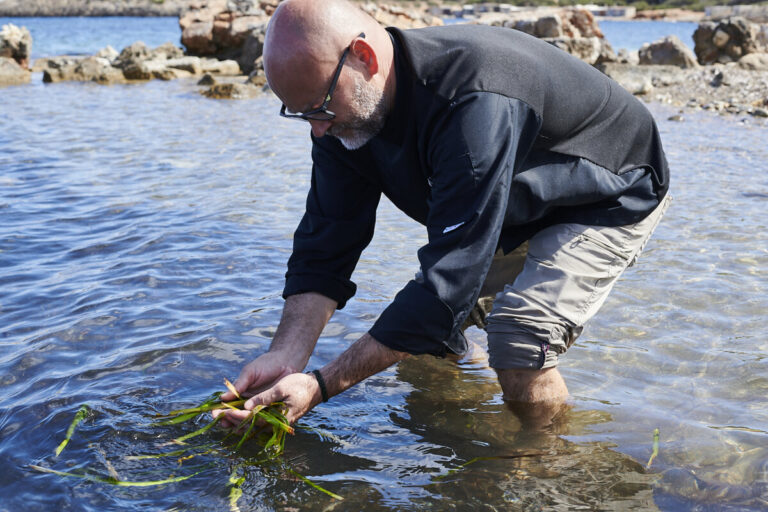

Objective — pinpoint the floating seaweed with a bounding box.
[647,428,660,469]
[32,386,343,505]
[54,404,89,457]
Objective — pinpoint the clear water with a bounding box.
[600,20,698,52]
[1,18,767,512]
[0,16,182,59]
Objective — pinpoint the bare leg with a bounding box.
[496,367,568,429]
[496,367,568,403]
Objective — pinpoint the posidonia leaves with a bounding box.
[40,394,344,500]
[55,404,89,457]
[287,469,344,501]
[30,464,206,487]
[223,378,241,400]
[647,428,660,469]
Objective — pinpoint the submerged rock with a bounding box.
[0,56,30,85]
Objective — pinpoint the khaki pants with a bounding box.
[465,195,671,370]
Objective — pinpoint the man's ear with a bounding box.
[350,37,378,77]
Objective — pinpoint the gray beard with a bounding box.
[329,76,388,150]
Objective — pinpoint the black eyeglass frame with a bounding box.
[279,32,366,122]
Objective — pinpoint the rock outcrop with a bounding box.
[738,52,768,70]
[693,17,768,65]
[474,8,616,66]
[0,23,31,85]
[37,41,242,84]
[40,55,124,83]
[179,1,443,75]
[179,0,271,60]
[0,56,30,86]
[639,35,699,68]
[359,3,443,30]
[1,23,32,68]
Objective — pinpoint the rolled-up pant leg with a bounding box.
[465,195,670,370]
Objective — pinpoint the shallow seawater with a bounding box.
[0,16,182,60]
[1,75,767,511]
[599,20,698,52]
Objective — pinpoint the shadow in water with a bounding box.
[388,347,659,510]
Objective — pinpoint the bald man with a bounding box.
[215,0,670,427]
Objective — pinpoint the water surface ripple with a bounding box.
[1,76,767,511]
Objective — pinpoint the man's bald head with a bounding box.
[263,0,396,149]
[264,0,373,65]
[263,0,391,107]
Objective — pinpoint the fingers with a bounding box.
[244,385,281,411]
[220,366,259,401]
[214,372,317,429]
[214,384,280,429]
[212,407,251,429]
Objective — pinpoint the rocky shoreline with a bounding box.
[0,0,190,17]
[601,63,768,118]
[1,2,767,119]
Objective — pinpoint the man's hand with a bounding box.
[215,333,408,429]
[219,350,299,402]
[213,372,321,427]
[215,292,338,428]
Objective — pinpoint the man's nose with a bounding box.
[308,119,332,138]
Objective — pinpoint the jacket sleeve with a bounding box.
[282,136,382,309]
[369,93,540,356]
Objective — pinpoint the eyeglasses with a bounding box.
[279,32,366,122]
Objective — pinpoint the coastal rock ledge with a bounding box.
[36,41,243,84]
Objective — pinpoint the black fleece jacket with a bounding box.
[282,24,670,357]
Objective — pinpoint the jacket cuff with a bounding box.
[369,281,454,356]
[283,273,355,309]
